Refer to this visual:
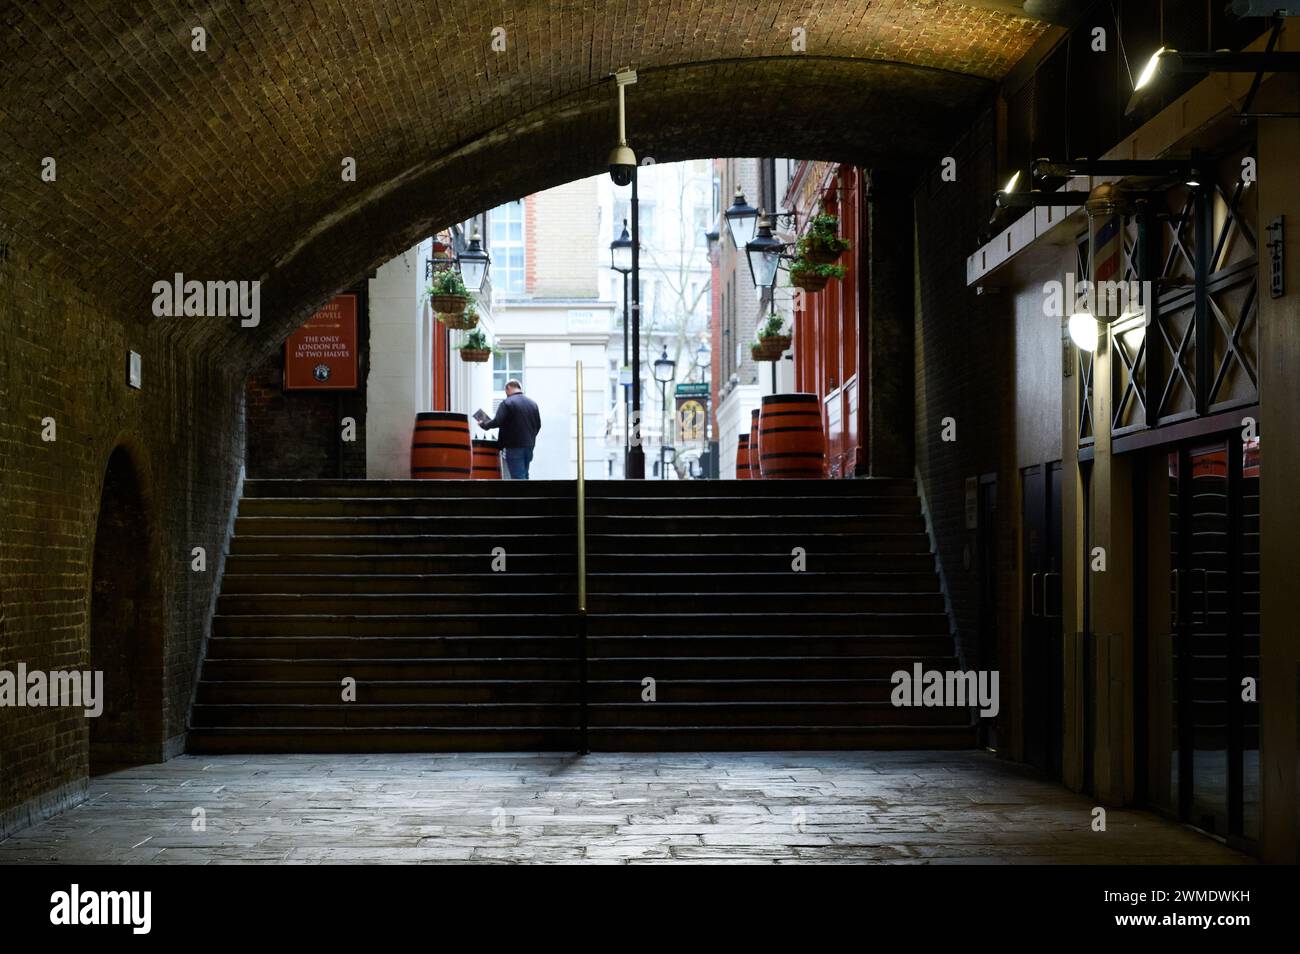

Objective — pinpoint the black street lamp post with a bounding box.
[628,167,646,479]
[609,220,634,473]
[653,346,676,480]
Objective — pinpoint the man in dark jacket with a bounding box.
[482,379,542,479]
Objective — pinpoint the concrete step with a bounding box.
[223,552,934,575]
[237,494,918,517]
[221,572,576,594]
[187,724,977,754]
[217,571,936,596]
[228,534,577,555]
[211,612,950,637]
[242,479,576,499]
[204,633,953,659]
[239,497,577,517]
[215,591,943,615]
[199,655,958,681]
[234,515,575,535]
[196,678,915,705]
[584,513,927,533]
[224,553,578,574]
[586,533,931,555]
[205,635,581,660]
[190,700,968,728]
[585,495,923,516]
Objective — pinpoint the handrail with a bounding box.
[575,361,589,754]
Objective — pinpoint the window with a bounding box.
[694,206,709,246]
[489,200,526,294]
[639,202,656,245]
[493,347,525,396]
[613,199,654,245]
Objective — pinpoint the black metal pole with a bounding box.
[628,166,646,479]
[659,380,668,479]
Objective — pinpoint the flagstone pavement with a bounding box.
[0,750,1251,864]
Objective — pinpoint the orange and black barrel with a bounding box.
[410,412,472,479]
[758,393,826,478]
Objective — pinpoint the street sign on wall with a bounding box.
[284,293,359,390]
[676,394,708,443]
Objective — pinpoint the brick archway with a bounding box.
[0,2,1049,374]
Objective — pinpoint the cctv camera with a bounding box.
[608,143,636,187]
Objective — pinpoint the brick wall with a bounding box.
[530,179,600,299]
[912,105,1020,695]
[244,286,369,479]
[0,251,243,833]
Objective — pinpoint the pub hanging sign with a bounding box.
[284,293,359,390]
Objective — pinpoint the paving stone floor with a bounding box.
[0,751,1250,864]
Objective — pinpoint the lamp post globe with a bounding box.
[653,346,676,384]
[745,213,784,290]
[724,186,759,250]
[610,220,633,274]
[457,228,490,293]
[695,341,710,370]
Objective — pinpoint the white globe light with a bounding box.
[1068,312,1099,352]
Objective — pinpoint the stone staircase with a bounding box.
[187,478,975,752]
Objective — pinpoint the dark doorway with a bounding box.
[1021,461,1063,778]
[975,473,999,750]
[90,446,162,774]
[1142,434,1260,847]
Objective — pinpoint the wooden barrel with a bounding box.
[410,412,472,479]
[749,409,763,479]
[735,434,752,479]
[758,393,826,478]
[471,439,502,480]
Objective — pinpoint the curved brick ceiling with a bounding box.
[0,1,1046,365]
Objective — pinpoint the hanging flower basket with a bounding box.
[441,305,479,330]
[752,335,789,362]
[800,213,852,265]
[789,267,830,292]
[804,240,843,266]
[428,269,471,316]
[431,293,470,316]
[458,328,493,363]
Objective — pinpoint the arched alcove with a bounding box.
[89,446,163,775]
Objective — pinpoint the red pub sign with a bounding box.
[284,293,359,390]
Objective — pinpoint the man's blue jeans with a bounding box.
[503,447,533,480]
